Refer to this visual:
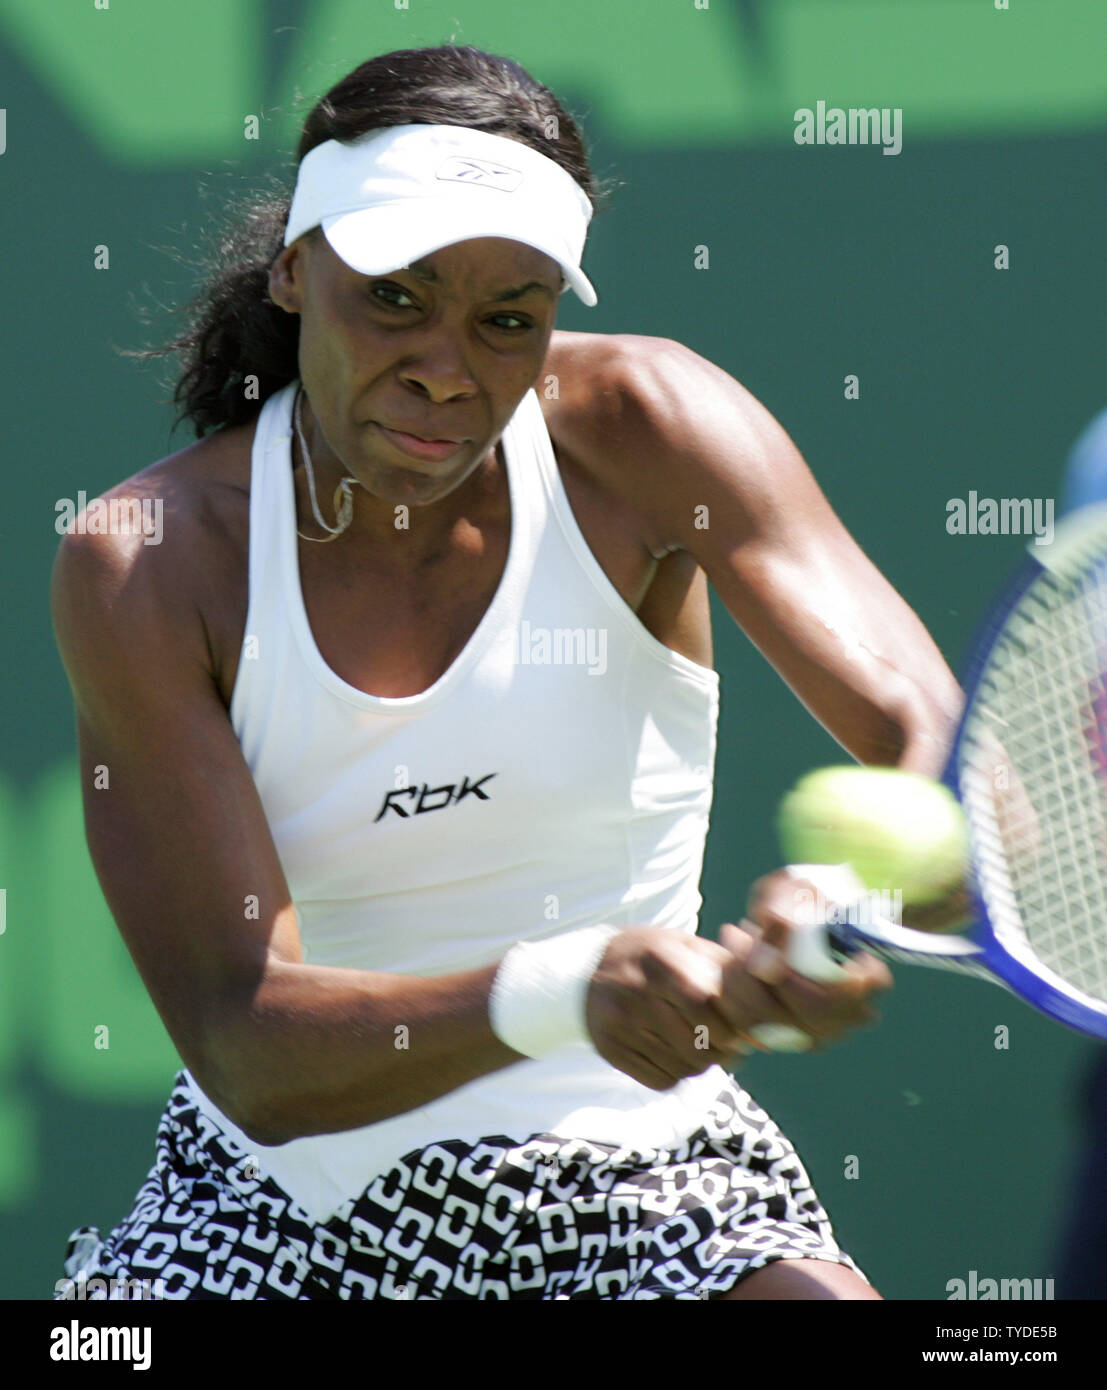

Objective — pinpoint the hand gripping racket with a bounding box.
[750,499,1107,1050]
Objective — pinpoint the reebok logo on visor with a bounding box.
[435,155,523,191]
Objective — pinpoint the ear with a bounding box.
[268,242,305,314]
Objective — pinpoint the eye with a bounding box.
[486,313,534,332]
[368,281,418,309]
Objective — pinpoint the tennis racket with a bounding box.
[750,498,1107,1050]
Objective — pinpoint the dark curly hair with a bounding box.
[127,45,611,439]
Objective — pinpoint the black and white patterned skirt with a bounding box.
[56,1070,865,1300]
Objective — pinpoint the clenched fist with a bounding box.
[585,872,893,1089]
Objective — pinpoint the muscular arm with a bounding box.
[50,514,524,1147]
[564,335,963,775]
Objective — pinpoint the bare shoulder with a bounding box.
[540,329,813,555]
[50,422,255,694]
[540,331,771,546]
[538,331,683,525]
[538,332,677,550]
[540,330,681,437]
[543,329,769,449]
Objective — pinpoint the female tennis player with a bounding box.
[50,45,961,1300]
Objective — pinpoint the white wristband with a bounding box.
[488,925,622,1059]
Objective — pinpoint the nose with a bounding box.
[397,332,479,405]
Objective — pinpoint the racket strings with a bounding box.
[963,546,1107,1008]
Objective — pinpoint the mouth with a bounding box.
[373,422,469,463]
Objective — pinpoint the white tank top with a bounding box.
[185,379,729,1224]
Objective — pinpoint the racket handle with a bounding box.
[748,864,865,1052]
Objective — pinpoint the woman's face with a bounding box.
[269,233,563,507]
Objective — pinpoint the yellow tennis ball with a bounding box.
[777,766,969,905]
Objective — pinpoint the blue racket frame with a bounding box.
[939,545,1107,1039]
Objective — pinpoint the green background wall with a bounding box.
[1,0,1104,1299]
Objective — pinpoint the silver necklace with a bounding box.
[293,385,363,542]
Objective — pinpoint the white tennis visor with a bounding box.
[283,123,598,307]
